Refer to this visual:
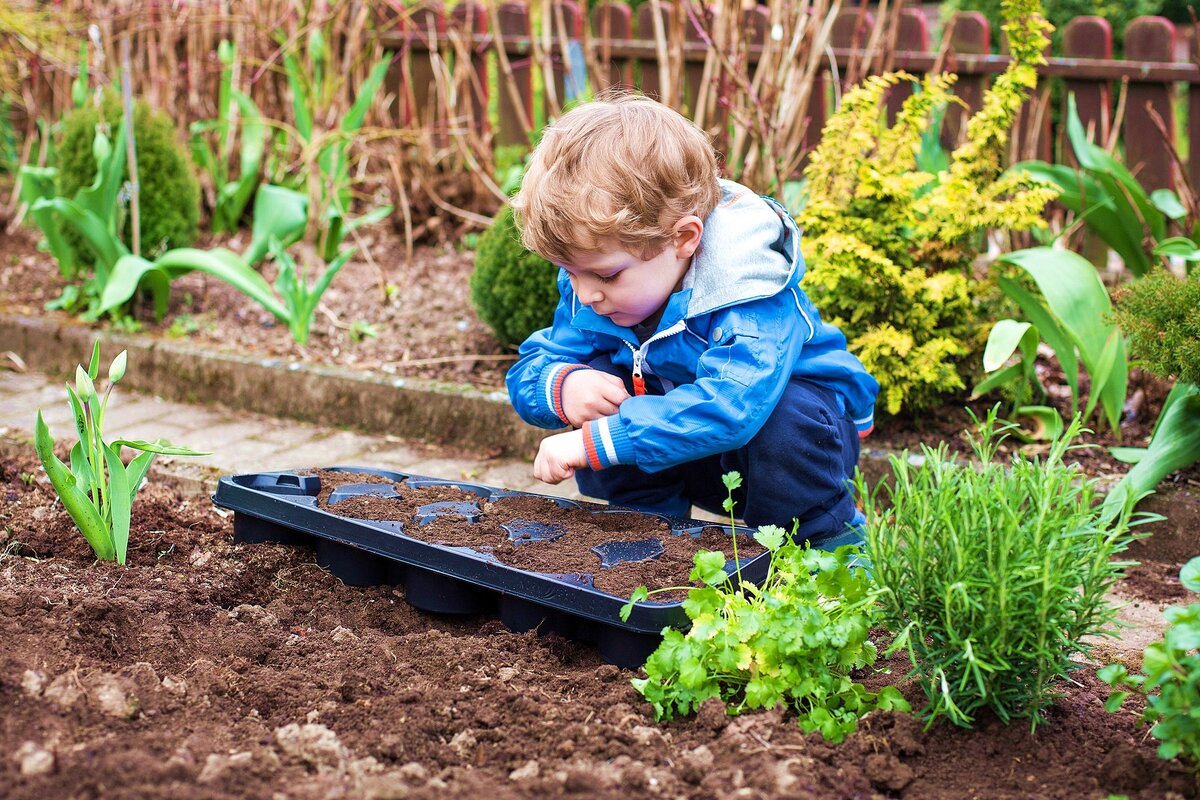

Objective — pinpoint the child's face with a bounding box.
[560,218,703,327]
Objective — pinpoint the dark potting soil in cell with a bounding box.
[308,469,763,598]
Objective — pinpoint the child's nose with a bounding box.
[579,283,604,305]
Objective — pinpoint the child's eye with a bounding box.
[596,273,618,284]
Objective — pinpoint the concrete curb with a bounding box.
[1,312,547,458]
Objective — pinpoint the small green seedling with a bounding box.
[620,472,904,742]
[348,319,378,343]
[19,472,36,487]
[1099,556,1200,768]
[34,342,209,564]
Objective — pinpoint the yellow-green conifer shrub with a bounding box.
[800,0,1057,415]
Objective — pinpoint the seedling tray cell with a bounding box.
[213,466,795,667]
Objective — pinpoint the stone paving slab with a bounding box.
[0,369,566,500]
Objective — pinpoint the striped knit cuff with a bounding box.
[855,412,875,439]
[542,363,590,425]
[582,416,635,471]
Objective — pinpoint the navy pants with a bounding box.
[574,363,861,543]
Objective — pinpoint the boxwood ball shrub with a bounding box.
[470,205,559,347]
[57,93,200,262]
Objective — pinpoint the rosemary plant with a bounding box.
[861,410,1138,729]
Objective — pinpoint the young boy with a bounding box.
[505,94,878,543]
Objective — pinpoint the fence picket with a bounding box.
[591,1,633,91]
[1124,16,1176,191]
[497,2,533,147]
[944,12,989,148]
[451,1,489,135]
[886,9,931,124]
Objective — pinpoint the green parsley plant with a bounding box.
[620,472,907,742]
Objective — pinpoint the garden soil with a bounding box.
[2,452,1196,800]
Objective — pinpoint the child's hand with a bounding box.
[562,370,630,427]
[534,429,587,485]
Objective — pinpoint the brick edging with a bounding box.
[0,312,547,458]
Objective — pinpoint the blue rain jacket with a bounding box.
[506,180,879,473]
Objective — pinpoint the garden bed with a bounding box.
[1,451,1196,800]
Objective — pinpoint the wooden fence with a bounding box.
[380,2,1200,191]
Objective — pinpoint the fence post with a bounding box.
[682,4,707,119]
[548,0,584,118]
[450,1,489,135]
[1124,16,1176,191]
[636,1,673,102]
[497,2,533,147]
[590,1,633,91]
[1061,16,1112,160]
[408,3,447,138]
[943,12,989,148]
[886,8,931,124]
[1191,30,1200,191]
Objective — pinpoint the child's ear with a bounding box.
[673,216,704,258]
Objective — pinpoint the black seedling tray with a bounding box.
[212,466,862,667]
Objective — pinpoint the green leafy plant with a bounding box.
[619,473,908,742]
[1014,93,1180,279]
[33,342,207,564]
[470,205,560,347]
[189,40,267,234]
[1099,556,1200,767]
[800,0,1057,415]
[266,237,354,345]
[862,409,1137,729]
[56,93,200,263]
[348,319,378,343]
[274,27,393,262]
[975,246,1128,434]
[21,117,127,288]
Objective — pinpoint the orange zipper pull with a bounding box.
[632,350,647,396]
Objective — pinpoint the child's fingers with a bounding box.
[600,381,631,404]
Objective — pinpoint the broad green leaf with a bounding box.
[690,550,730,587]
[1151,189,1187,221]
[1153,236,1200,262]
[125,450,155,504]
[69,441,93,499]
[103,444,131,565]
[74,120,128,234]
[112,437,210,456]
[34,411,114,561]
[997,276,1079,409]
[1109,447,1147,464]
[1000,247,1126,428]
[1104,690,1130,713]
[18,165,77,278]
[1015,405,1063,441]
[1098,331,1129,434]
[1181,557,1200,593]
[1065,94,1165,255]
[32,197,128,272]
[1013,160,1147,272]
[101,249,288,322]
[971,362,1022,398]
[282,52,313,142]
[245,184,308,266]
[1104,385,1200,514]
[983,319,1033,372]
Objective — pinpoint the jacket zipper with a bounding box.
[624,321,688,396]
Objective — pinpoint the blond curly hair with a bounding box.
[510,92,721,265]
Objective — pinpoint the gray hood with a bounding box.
[682,179,802,318]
